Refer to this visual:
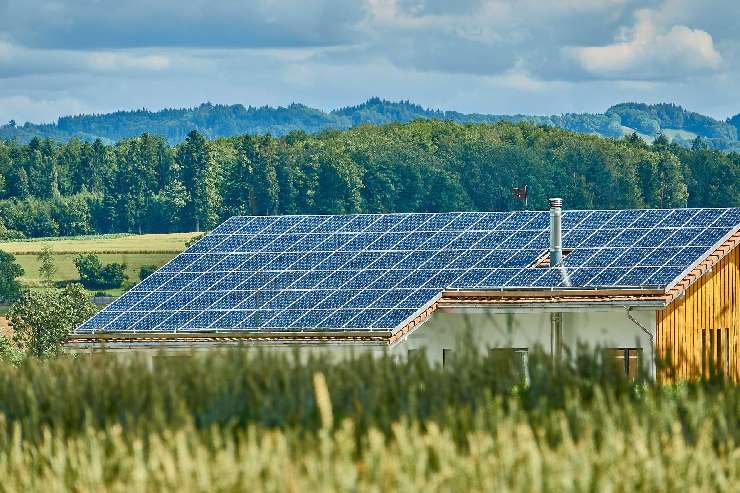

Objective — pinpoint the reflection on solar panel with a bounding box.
[77,208,740,334]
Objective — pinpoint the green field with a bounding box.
[0,232,200,295]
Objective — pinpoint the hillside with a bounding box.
[2,98,739,150]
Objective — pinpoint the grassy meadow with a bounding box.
[0,348,737,491]
[0,232,199,295]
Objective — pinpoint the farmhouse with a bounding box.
[68,200,740,381]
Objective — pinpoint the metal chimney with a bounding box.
[549,198,563,267]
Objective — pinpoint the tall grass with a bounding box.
[0,347,737,491]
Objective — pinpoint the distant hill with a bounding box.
[2,97,739,150]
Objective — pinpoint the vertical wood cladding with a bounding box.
[657,244,739,381]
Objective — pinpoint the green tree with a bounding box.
[8,283,96,358]
[74,253,126,290]
[178,130,219,231]
[0,251,24,302]
[36,244,56,287]
[312,143,363,214]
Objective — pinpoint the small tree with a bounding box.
[139,264,157,281]
[9,283,96,358]
[37,244,57,286]
[0,250,24,302]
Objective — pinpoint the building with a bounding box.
[68,201,740,381]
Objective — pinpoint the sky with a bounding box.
[0,0,738,124]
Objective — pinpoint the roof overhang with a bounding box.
[65,330,392,350]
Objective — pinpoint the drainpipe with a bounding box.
[549,198,564,362]
[625,306,655,379]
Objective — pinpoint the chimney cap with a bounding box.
[549,198,563,209]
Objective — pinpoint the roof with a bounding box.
[73,208,740,341]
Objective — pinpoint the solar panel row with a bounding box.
[77,208,740,334]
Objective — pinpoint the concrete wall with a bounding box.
[390,306,657,374]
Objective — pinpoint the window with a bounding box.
[442,349,454,368]
[489,348,529,385]
[605,348,642,379]
[702,328,730,376]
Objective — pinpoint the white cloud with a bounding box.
[0,95,90,124]
[87,53,171,72]
[565,10,722,80]
[0,41,171,78]
[0,0,739,124]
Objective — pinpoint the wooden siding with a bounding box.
[657,244,739,381]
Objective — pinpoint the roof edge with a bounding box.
[65,330,391,347]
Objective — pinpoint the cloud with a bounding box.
[0,41,171,78]
[565,10,722,80]
[0,0,739,125]
[0,0,366,50]
[0,95,90,124]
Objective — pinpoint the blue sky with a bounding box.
[0,0,738,123]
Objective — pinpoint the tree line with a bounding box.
[0,120,738,238]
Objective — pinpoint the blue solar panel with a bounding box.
[76,208,740,334]
[339,215,377,232]
[562,229,596,248]
[210,217,251,235]
[603,209,644,228]
[505,268,544,286]
[587,268,632,286]
[715,209,740,228]
[691,228,729,247]
[291,309,333,328]
[377,309,416,328]
[184,310,225,329]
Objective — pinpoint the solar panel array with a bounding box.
[77,208,740,334]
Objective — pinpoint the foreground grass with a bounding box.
[0,232,199,295]
[0,349,737,491]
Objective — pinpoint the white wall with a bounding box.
[390,306,657,374]
[67,306,658,375]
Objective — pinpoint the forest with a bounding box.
[2,98,740,150]
[0,119,738,239]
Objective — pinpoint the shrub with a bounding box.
[139,264,158,281]
[185,233,205,248]
[73,253,127,289]
[0,335,24,366]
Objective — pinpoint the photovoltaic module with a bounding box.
[76,208,740,334]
